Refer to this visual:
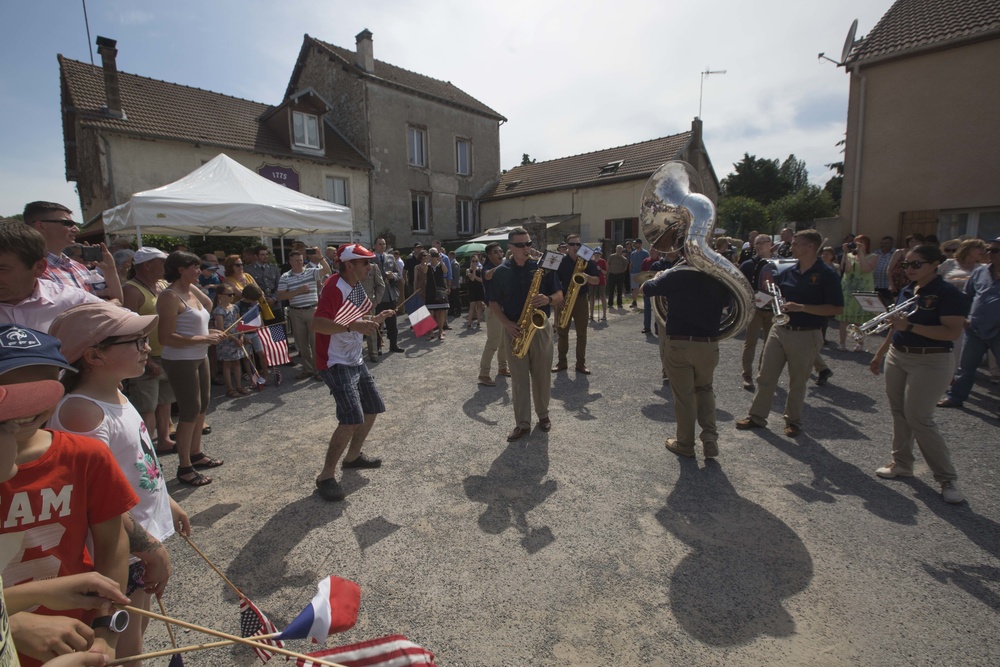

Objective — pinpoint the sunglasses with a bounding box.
[943,248,957,253]
[900,260,929,269]
[510,241,532,248]
[233,262,243,266]
[104,335,150,352]
[37,218,79,227]
[568,242,582,247]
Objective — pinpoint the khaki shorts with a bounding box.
[127,356,176,413]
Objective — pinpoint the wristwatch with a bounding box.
[91,610,129,633]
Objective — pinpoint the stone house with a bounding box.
[59,37,371,244]
[285,30,506,248]
[478,119,719,252]
[840,0,1000,243]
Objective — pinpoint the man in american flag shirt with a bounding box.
[312,243,397,501]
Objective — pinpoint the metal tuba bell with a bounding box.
[639,160,754,339]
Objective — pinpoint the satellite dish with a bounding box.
[841,19,859,63]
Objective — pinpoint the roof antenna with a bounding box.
[82,0,95,69]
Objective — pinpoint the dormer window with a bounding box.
[598,160,624,176]
[292,111,321,150]
[504,180,523,191]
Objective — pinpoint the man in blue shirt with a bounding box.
[938,236,1000,408]
[737,229,844,437]
[628,239,649,308]
[489,229,563,441]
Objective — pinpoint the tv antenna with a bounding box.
[698,68,727,118]
[818,19,858,66]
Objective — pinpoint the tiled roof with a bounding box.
[303,35,506,121]
[58,56,371,170]
[849,0,1000,64]
[480,132,693,201]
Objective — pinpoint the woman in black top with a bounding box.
[465,253,485,328]
[870,245,969,504]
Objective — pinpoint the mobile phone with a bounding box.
[306,248,318,256]
[81,246,104,262]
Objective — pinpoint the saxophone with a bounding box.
[511,265,548,358]
[556,257,588,330]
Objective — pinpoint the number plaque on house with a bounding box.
[258,164,300,191]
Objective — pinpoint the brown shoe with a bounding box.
[784,424,802,437]
[538,417,552,432]
[735,417,764,430]
[551,364,568,373]
[665,439,695,458]
[575,365,591,375]
[498,368,511,377]
[742,375,755,391]
[507,426,530,441]
[478,375,496,386]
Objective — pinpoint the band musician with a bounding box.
[553,234,600,375]
[489,228,564,442]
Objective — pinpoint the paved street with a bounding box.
[144,304,1000,666]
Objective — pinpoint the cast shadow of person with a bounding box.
[463,436,557,554]
[550,371,602,421]
[656,459,813,646]
[462,384,511,425]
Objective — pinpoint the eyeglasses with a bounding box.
[233,262,243,266]
[36,219,79,227]
[509,241,532,248]
[900,260,929,269]
[104,335,150,352]
[218,292,234,297]
[567,242,582,247]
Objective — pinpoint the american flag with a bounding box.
[239,596,284,663]
[260,323,291,367]
[333,282,372,327]
[295,635,437,667]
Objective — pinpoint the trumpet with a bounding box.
[847,296,919,343]
[766,280,790,326]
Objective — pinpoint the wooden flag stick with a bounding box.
[108,632,282,665]
[156,595,178,648]
[395,290,423,313]
[118,605,348,667]
[179,533,246,601]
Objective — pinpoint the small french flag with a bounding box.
[236,304,262,332]
[408,306,436,338]
[276,576,361,643]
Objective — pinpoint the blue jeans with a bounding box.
[643,293,652,331]
[946,330,1000,403]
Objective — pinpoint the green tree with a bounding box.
[778,154,809,193]
[520,153,536,166]
[720,154,788,204]
[767,185,837,226]
[717,196,771,238]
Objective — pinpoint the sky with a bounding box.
[0,0,893,221]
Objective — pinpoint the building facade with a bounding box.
[286,31,506,248]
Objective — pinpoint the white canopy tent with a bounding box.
[102,154,353,246]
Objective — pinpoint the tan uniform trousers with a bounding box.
[556,291,589,367]
[749,327,824,428]
[884,346,957,482]
[286,306,317,374]
[502,318,553,429]
[741,308,774,378]
[665,339,720,449]
[479,307,508,377]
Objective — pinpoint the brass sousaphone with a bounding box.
[639,160,754,338]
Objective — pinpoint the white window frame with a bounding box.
[325,176,349,207]
[292,111,321,150]
[938,209,1000,241]
[407,126,427,167]
[412,193,429,232]
[457,199,473,234]
[456,139,471,176]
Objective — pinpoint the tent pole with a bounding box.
[280,233,286,263]
[136,225,143,248]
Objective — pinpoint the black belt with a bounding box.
[892,343,950,355]
[667,335,720,342]
[288,304,317,309]
[781,326,822,331]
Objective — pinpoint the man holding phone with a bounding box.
[22,201,123,302]
[277,247,331,380]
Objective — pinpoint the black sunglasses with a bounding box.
[900,260,929,269]
[36,219,79,227]
[567,242,582,247]
[510,241,532,248]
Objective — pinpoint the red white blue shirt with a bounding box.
[315,275,369,369]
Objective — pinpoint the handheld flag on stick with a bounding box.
[276,576,361,643]
[240,596,285,662]
[408,306,436,338]
[295,635,437,667]
[236,304,262,331]
[260,323,291,366]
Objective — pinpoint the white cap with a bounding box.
[133,247,168,264]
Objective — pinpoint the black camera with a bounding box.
[847,242,858,252]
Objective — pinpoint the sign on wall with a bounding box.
[258,164,300,191]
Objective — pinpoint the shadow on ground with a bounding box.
[657,459,813,646]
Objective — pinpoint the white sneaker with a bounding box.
[875,462,913,479]
[941,481,965,504]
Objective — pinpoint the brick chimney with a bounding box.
[355,29,374,73]
[95,36,125,119]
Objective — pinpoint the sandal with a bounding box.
[177,466,212,486]
[190,452,224,469]
[239,387,252,395]
[226,389,241,398]
[202,425,212,435]
[156,444,178,456]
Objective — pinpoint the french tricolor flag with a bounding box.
[236,304,262,332]
[276,576,361,643]
[407,305,436,338]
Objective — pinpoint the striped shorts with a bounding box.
[320,363,386,425]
